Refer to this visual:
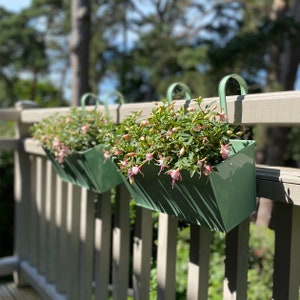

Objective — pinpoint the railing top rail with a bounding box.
[0,108,20,122]
[0,90,299,125]
[14,90,300,126]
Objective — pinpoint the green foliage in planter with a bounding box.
[30,107,115,163]
[105,97,243,188]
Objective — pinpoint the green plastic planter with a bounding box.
[122,139,256,232]
[41,92,125,194]
[121,75,256,232]
[45,145,122,193]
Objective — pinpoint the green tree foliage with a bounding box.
[0,7,49,105]
[106,1,246,101]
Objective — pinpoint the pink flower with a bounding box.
[113,149,123,155]
[122,134,131,140]
[165,129,174,137]
[127,152,136,157]
[156,155,169,175]
[193,125,202,132]
[145,153,154,162]
[53,139,61,148]
[131,166,143,175]
[167,168,182,189]
[127,165,144,184]
[203,164,212,175]
[197,158,206,169]
[140,120,149,127]
[103,151,111,162]
[220,143,231,159]
[197,158,212,177]
[81,125,90,134]
[57,146,68,164]
[218,112,228,122]
[118,159,128,169]
[66,117,72,123]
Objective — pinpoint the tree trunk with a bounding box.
[69,0,91,106]
[265,0,300,166]
[256,0,300,227]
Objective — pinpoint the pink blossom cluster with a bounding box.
[52,138,69,164]
[104,99,235,189]
[116,144,231,188]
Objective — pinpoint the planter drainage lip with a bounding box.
[121,139,256,233]
[44,145,122,194]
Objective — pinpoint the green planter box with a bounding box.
[45,145,122,193]
[122,140,256,232]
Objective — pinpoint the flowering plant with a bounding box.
[31,107,114,163]
[104,97,243,188]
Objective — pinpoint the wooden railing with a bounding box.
[0,91,300,299]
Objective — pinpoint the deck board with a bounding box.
[0,282,41,300]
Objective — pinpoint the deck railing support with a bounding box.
[13,101,37,286]
[1,92,300,299]
[223,218,250,300]
[272,202,300,300]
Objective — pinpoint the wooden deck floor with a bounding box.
[0,282,42,300]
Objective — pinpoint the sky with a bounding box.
[0,0,31,12]
[0,0,299,93]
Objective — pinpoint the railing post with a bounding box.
[79,189,94,300]
[187,224,211,300]
[272,202,300,300]
[112,184,130,300]
[55,177,68,294]
[66,184,81,300]
[45,160,57,283]
[94,190,112,300]
[133,206,153,300]
[156,213,178,300]
[13,101,37,286]
[223,218,250,300]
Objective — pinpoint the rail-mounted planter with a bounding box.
[44,145,122,193]
[108,74,256,232]
[31,93,123,193]
[122,139,255,232]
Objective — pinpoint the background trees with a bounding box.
[1,0,300,297]
[1,0,299,107]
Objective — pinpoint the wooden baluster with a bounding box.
[156,213,178,300]
[79,189,94,300]
[66,184,81,300]
[133,206,153,300]
[223,218,250,300]
[55,177,68,294]
[187,224,211,300]
[94,190,112,300]
[29,156,38,267]
[36,156,47,275]
[45,160,57,283]
[112,184,130,300]
[13,101,36,286]
[272,202,300,300]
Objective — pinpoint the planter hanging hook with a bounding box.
[80,92,110,118]
[218,74,248,115]
[166,82,192,105]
